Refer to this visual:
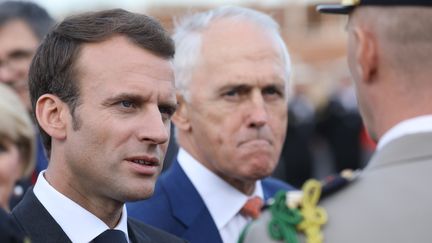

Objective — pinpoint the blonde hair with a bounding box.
[0,83,35,177]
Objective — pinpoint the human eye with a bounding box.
[159,104,176,121]
[262,85,284,100]
[10,50,33,60]
[117,100,137,111]
[224,89,239,97]
[221,85,248,101]
[0,143,6,153]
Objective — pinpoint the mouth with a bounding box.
[238,139,272,147]
[129,159,159,166]
[125,156,160,175]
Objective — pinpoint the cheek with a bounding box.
[0,151,22,182]
[270,106,288,134]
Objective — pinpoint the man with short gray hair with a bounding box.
[128,6,295,243]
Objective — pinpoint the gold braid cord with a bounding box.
[297,179,328,243]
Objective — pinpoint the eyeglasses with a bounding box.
[0,49,34,71]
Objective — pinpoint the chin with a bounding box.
[245,163,275,179]
[123,186,155,202]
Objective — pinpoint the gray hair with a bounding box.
[352,7,432,79]
[173,6,292,101]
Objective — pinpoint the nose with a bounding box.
[136,106,170,145]
[247,92,269,129]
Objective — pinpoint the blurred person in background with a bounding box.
[0,1,55,205]
[276,81,315,188]
[0,83,33,243]
[128,6,295,243]
[316,76,364,172]
[0,83,35,212]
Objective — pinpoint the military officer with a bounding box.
[239,1,432,242]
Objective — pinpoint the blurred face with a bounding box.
[0,20,39,110]
[180,20,288,193]
[0,140,22,210]
[62,36,176,203]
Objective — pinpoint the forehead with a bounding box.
[76,36,175,98]
[0,20,39,56]
[202,18,283,62]
[194,19,287,87]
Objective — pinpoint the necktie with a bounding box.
[240,196,263,219]
[91,229,128,243]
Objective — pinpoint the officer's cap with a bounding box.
[317,0,432,15]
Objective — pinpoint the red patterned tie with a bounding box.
[240,196,263,219]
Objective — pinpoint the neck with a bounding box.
[179,136,257,195]
[44,166,124,228]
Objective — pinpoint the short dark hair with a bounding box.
[29,8,175,153]
[0,1,55,40]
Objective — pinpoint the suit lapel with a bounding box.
[162,160,223,243]
[127,219,151,243]
[11,188,72,243]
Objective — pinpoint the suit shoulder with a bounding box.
[128,218,187,243]
[0,208,29,243]
[262,177,296,191]
[129,178,170,207]
[127,180,181,232]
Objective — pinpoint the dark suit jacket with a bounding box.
[11,189,187,243]
[0,208,27,243]
[127,159,295,243]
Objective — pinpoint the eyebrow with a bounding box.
[219,77,286,89]
[102,93,146,106]
[219,84,250,92]
[102,92,177,109]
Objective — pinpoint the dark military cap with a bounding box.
[317,0,432,14]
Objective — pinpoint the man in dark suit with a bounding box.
[10,9,186,243]
[127,6,295,243]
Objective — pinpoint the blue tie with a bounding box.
[91,229,128,243]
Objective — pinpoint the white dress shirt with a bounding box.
[177,148,264,243]
[33,171,130,243]
[377,115,432,151]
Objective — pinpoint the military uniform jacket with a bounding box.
[321,131,432,242]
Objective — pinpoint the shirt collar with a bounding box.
[377,115,432,151]
[177,148,264,229]
[33,171,129,243]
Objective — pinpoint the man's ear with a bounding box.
[353,27,378,84]
[35,94,68,141]
[172,93,191,132]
